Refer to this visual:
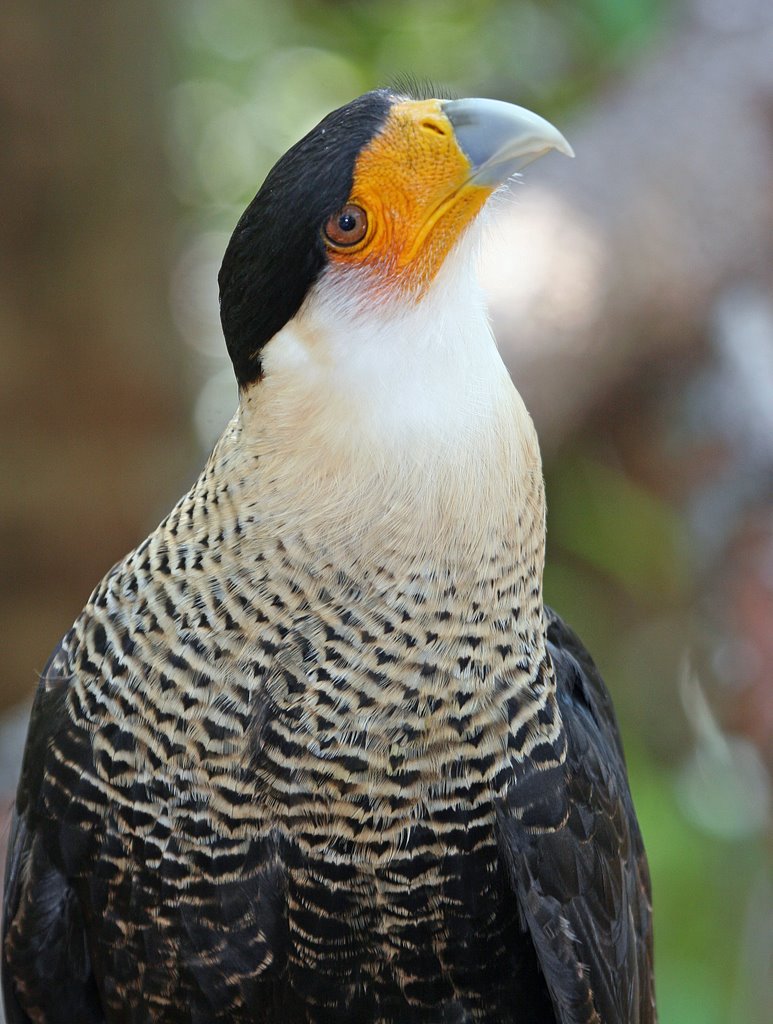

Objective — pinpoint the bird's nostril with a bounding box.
[422,120,447,136]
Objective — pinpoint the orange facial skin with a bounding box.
[325,99,492,298]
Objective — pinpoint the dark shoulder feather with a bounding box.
[2,638,105,1024]
[496,608,656,1024]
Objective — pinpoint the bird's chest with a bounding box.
[66,534,553,852]
[51,543,558,1022]
[236,559,549,858]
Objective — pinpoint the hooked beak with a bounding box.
[441,97,574,186]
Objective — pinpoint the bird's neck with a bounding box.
[206,254,548,636]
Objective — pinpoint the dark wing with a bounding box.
[2,638,105,1024]
[496,608,656,1024]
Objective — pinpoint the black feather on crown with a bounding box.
[218,90,393,388]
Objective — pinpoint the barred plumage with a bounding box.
[2,88,655,1024]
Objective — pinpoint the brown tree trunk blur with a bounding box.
[0,2,194,712]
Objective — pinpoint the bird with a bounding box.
[2,86,656,1024]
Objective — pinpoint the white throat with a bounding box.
[232,231,545,568]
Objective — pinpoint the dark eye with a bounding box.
[324,204,368,247]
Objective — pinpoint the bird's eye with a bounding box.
[324,204,368,247]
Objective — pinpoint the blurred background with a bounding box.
[1,0,771,1020]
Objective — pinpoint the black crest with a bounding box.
[218,90,393,387]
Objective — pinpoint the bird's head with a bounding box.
[218,87,572,390]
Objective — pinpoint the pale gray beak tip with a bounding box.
[442,97,574,183]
